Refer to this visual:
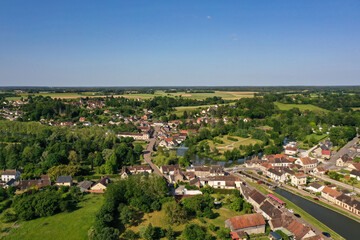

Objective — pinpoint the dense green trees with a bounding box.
[0,121,142,177]
[12,186,82,220]
[90,175,169,239]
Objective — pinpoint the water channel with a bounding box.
[274,188,360,239]
[176,146,360,238]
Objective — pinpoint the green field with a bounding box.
[275,102,329,113]
[3,194,103,240]
[207,135,262,153]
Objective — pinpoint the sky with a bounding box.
[0,0,359,87]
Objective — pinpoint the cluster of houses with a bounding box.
[336,151,360,169]
[224,183,321,239]
[245,155,323,187]
[0,169,111,194]
[0,108,23,121]
[311,184,360,216]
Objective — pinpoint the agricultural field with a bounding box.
[8,90,255,100]
[207,135,262,152]
[275,102,329,113]
[2,194,103,240]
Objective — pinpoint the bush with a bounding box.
[1,209,17,223]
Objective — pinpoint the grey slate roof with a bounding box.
[56,176,72,183]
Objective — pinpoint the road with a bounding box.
[323,135,359,170]
[144,137,165,178]
[312,173,360,194]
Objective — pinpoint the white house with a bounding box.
[284,146,298,156]
[306,182,325,193]
[295,157,318,170]
[291,173,307,186]
[1,169,21,182]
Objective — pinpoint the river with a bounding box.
[274,188,360,239]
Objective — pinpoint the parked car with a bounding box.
[288,209,294,213]
[313,198,319,201]
[294,213,301,218]
[322,232,331,237]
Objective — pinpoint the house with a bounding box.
[158,138,177,148]
[247,189,266,211]
[321,186,342,203]
[55,176,73,186]
[17,175,51,190]
[348,163,360,171]
[160,164,180,175]
[90,176,111,193]
[121,165,152,178]
[77,181,93,192]
[1,169,21,182]
[312,167,325,175]
[306,182,325,193]
[205,175,241,189]
[291,173,307,186]
[191,165,224,178]
[285,146,298,156]
[225,213,266,235]
[336,154,353,167]
[335,194,360,215]
[285,218,316,239]
[117,132,150,141]
[350,169,360,181]
[267,168,287,183]
[321,150,331,159]
[294,157,318,170]
[259,200,283,220]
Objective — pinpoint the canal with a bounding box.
[274,188,360,239]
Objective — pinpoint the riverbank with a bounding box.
[247,181,345,240]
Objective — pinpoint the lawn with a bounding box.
[3,194,103,240]
[207,135,262,152]
[275,102,329,113]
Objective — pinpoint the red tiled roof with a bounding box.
[228,213,266,230]
[322,186,342,198]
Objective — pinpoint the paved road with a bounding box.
[323,135,359,170]
[312,173,360,194]
[144,137,167,179]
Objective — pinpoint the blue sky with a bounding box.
[0,0,359,86]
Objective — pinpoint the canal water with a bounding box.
[274,188,360,239]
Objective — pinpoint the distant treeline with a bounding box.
[2,86,360,94]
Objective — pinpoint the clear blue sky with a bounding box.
[0,0,359,86]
